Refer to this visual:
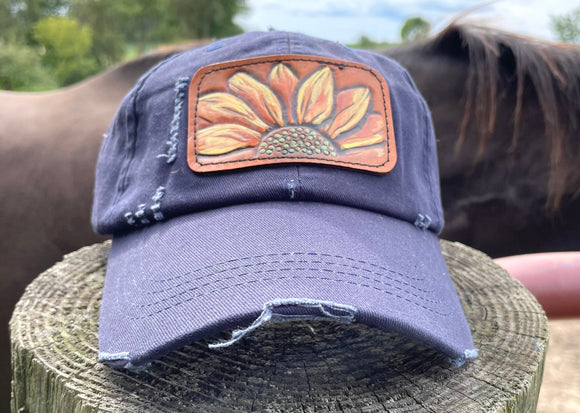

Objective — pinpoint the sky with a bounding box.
[235,0,579,44]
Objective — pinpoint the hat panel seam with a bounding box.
[423,101,439,227]
[421,98,444,233]
[109,90,137,209]
[275,30,287,54]
[295,32,303,54]
[398,68,439,233]
[111,52,189,209]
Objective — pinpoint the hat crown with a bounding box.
[92,31,443,236]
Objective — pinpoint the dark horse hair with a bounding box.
[428,24,580,210]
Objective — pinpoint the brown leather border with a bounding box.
[187,54,397,174]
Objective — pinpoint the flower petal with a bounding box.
[228,72,284,127]
[296,66,334,125]
[197,124,261,155]
[338,114,386,149]
[337,146,386,162]
[198,92,269,132]
[197,147,256,164]
[324,87,371,138]
[268,63,298,124]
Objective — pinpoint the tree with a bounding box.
[167,0,247,39]
[1,0,249,90]
[117,0,169,52]
[70,0,248,63]
[551,6,580,44]
[0,0,70,42]
[401,17,431,43]
[70,0,130,66]
[0,41,57,90]
[347,35,392,50]
[33,15,99,85]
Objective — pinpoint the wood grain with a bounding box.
[10,240,548,412]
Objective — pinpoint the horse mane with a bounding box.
[428,24,580,209]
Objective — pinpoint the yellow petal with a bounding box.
[228,72,284,127]
[324,88,371,138]
[296,66,334,125]
[197,124,261,155]
[269,63,298,124]
[338,114,386,149]
[198,92,269,132]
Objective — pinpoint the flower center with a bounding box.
[257,126,337,158]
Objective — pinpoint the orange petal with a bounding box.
[324,87,371,138]
[228,72,284,127]
[268,63,298,124]
[198,92,269,132]
[296,66,334,125]
[338,146,386,162]
[197,124,261,155]
[338,114,386,149]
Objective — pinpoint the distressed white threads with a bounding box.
[124,186,167,227]
[159,77,189,164]
[208,299,357,349]
[414,213,432,230]
[150,186,166,221]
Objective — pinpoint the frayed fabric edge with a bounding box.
[208,298,357,349]
[158,77,189,164]
[449,348,479,367]
[99,351,151,373]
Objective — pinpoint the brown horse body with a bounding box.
[1,27,579,408]
[0,47,196,407]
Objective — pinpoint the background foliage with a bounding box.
[1,1,579,91]
[0,40,57,90]
[0,0,247,90]
[551,6,580,44]
[400,17,431,43]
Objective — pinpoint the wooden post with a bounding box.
[10,241,548,413]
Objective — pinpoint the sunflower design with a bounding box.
[189,57,396,173]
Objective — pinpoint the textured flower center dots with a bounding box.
[258,126,337,157]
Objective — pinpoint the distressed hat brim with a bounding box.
[99,201,476,370]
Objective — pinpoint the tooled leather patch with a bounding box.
[187,55,397,173]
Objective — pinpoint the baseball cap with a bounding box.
[92,31,477,371]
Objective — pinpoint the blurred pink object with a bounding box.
[495,252,580,318]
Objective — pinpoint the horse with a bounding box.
[385,24,580,257]
[0,43,204,408]
[1,26,579,408]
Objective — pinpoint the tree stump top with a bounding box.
[10,241,548,413]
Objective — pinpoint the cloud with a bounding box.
[237,0,579,43]
[367,3,408,21]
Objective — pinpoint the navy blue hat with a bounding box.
[92,31,477,371]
